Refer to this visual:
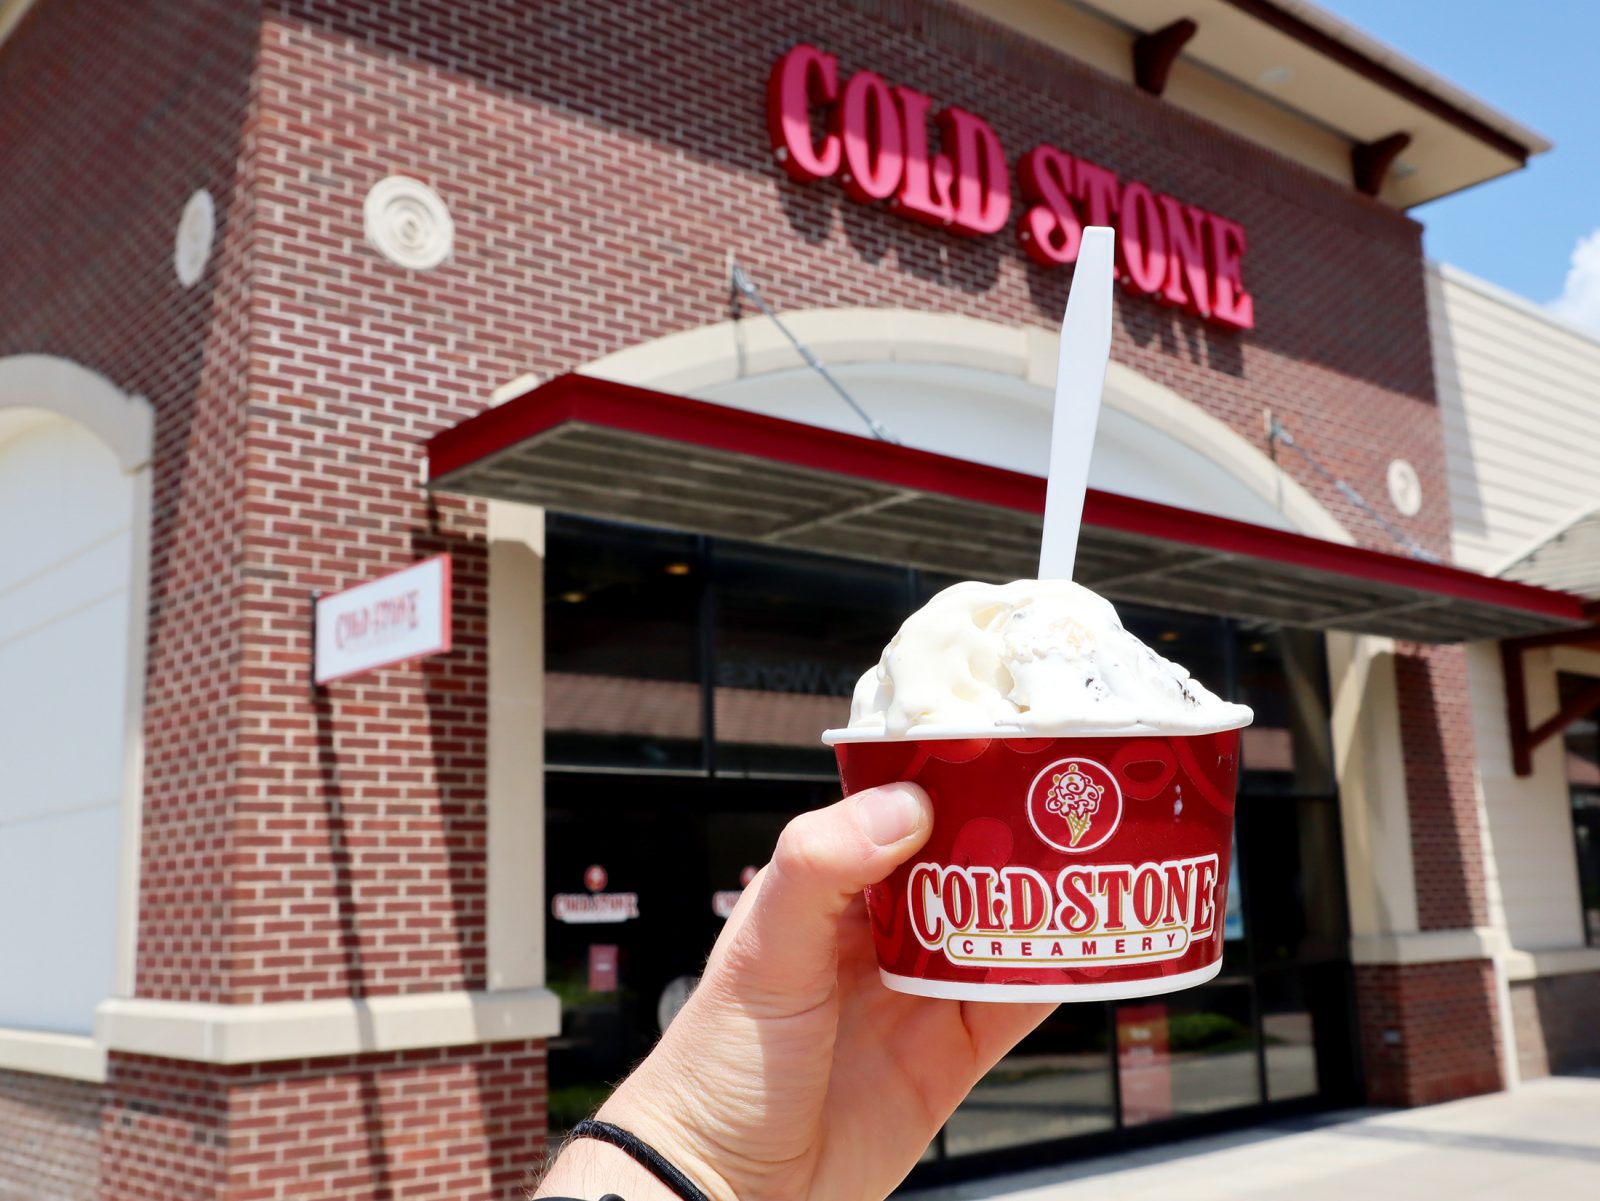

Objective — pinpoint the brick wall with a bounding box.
[0,1071,100,1201]
[1355,960,1502,1106]
[1394,644,1488,930]
[103,1042,545,1201]
[1509,971,1600,1079]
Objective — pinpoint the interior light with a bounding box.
[560,590,587,604]
[1159,630,1180,643]
[1249,641,1268,653]
[663,562,692,576]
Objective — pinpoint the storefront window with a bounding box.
[544,775,829,1135]
[943,1005,1114,1156]
[543,517,1357,1177]
[1234,625,1334,796]
[712,542,908,778]
[1558,674,1600,946]
[1120,984,1261,1123]
[1257,963,1351,1102]
[545,517,704,772]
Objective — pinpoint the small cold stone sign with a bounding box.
[313,555,452,685]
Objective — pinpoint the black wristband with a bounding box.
[568,1119,714,1201]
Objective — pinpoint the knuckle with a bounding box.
[773,813,834,879]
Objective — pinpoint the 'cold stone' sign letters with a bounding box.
[766,44,1254,331]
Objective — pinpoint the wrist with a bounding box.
[533,1133,679,1201]
[590,1090,740,1201]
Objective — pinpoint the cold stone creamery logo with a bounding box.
[1029,757,1120,852]
[905,755,1218,968]
[906,856,1219,969]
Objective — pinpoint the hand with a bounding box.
[535,783,1054,1201]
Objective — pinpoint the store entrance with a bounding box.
[541,514,1361,1177]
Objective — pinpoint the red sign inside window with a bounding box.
[766,44,1254,330]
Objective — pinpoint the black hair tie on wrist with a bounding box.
[568,1119,714,1201]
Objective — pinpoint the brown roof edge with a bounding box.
[1220,0,1548,163]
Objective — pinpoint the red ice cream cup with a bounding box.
[825,724,1246,1002]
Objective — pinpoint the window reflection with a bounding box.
[545,517,704,771]
[712,542,907,778]
[1123,985,1260,1122]
[1258,969,1317,1101]
[944,1004,1113,1155]
[1235,626,1334,796]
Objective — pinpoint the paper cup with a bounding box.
[826,725,1245,1003]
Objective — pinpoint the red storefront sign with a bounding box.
[766,44,1254,330]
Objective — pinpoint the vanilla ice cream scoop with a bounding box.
[843,579,1252,737]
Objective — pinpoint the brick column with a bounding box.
[1355,644,1502,1105]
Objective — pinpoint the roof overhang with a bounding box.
[1054,0,1548,207]
[426,373,1587,644]
[1499,505,1600,601]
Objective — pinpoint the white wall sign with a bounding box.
[314,555,452,685]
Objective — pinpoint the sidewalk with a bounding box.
[906,1073,1600,1201]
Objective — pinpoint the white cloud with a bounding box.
[1547,227,1600,334]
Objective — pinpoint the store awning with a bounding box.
[425,373,1587,643]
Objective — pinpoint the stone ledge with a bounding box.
[1504,946,1600,982]
[1349,927,1496,965]
[0,1028,107,1083]
[94,987,560,1066]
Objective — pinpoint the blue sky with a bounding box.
[1320,0,1599,327]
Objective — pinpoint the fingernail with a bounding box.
[856,784,925,846]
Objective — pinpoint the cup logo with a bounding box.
[1028,757,1122,853]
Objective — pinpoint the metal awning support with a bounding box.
[427,373,1589,645]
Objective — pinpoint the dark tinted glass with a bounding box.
[1559,675,1600,946]
[545,516,703,771]
[712,542,908,777]
[1236,795,1347,965]
[1235,625,1334,796]
[945,1003,1113,1155]
[544,778,826,1137]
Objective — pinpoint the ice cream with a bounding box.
[843,578,1252,738]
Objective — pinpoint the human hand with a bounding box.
[534,782,1054,1201]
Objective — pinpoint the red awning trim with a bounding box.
[425,372,1588,640]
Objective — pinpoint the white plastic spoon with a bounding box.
[1038,225,1116,581]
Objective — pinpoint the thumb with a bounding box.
[717,783,932,1013]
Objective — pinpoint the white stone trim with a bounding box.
[575,307,1348,545]
[0,1028,107,1083]
[0,355,152,472]
[1349,927,1497,966]
[486,501,546,991]
[1503,946,1600,983]
[1328,633,1422,944]
[95,988,561,1065]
